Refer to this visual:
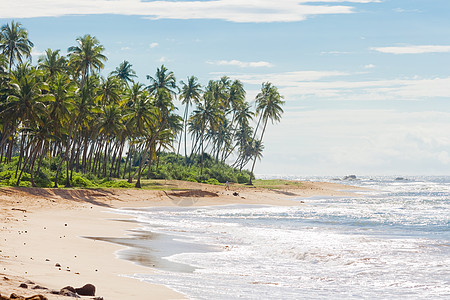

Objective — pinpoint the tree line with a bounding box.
[0,21,284,188]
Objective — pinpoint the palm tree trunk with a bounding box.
[249,118,268,185]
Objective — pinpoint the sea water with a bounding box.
[114,176,450,299]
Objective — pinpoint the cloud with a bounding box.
[364,64,375,69]
[270,108,450,175]
[207,60,274,68]
[31,49,45,57]
[372,45,450,54]
[394,8,421,13]
[159,56,170,63]
[150,42,159,48]
[0,0,380,23]
[220,69,450,101]
[222,70,351,85]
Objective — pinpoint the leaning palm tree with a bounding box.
[67,34,107,88]
[249,82,284,184]
[177,76,202,160]
[111,60,137,86]
[0,21,34,72]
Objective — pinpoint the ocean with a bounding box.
[112,176,450,299]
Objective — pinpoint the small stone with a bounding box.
[19,283,28,288]
[55,263,61,267]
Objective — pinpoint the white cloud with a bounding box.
[120,46,131,51]
[207,60,274,68]
[0,0,380,23]
[268,108,450,175]
[159,56,169,63]
[394,8,421,13]
[233,70,350,84]
[372,45,450,54]
[31,49,45,57]
[220,70,450,101]
[364,64,375,69]
[150,42,159,48]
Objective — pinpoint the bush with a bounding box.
[237,173,250,184]
[72,174,94,187]
[100,180,134,188]
[202,178,221,185]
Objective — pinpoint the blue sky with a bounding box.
[1,0,450,176]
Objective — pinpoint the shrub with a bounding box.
[72,174,94,187]
[202,178,221,185]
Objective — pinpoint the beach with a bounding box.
[0,180,358,299]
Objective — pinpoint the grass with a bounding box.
[252,179,303,190]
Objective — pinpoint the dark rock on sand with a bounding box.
[31,285,47,290]
[19,283,28,289]
[60,286,76,293]
[59,288,79,298]
[75,283,96,296]
[233,192,239,196]
[54,263,61,267]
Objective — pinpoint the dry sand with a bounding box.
[0,180,362,299]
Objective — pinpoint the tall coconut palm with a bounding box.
[0,21,34,72]
[98,104,124,177]
[67,34,107,88]
[111,60,137,86]
[38,48,67,79]
[146,64,177,97]
[249,82,284,184]
[177,76,202,160]
[97,76,122,106]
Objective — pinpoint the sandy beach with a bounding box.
[0,180,361,299]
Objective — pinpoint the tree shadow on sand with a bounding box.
[5,187,115,208]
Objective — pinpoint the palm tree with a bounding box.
[98,104,124,177]
[38,48,67,79]
[178,76,202,160]
[0,21,34,72]
[67,34,107,88]
[249,82,284,184]
[111,60,137,86]
[2,64,52,179]
[97,76,122,106]
[146,64,178,97]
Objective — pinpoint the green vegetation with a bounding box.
[252,179,303,189]
[0,21,283,188]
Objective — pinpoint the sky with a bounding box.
[1,0,450,176]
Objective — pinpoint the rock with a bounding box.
[59,288,80,298]
[75,284,96,296]
[55,263,61,267]
[31,285,47,290]
[395,177,405,181]
[19,283,28,289]
[343,175,357,180]
[60,286,76,293]
[9,294,21,299]
[233,192,239,196]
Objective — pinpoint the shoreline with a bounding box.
[0,180,363,299]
